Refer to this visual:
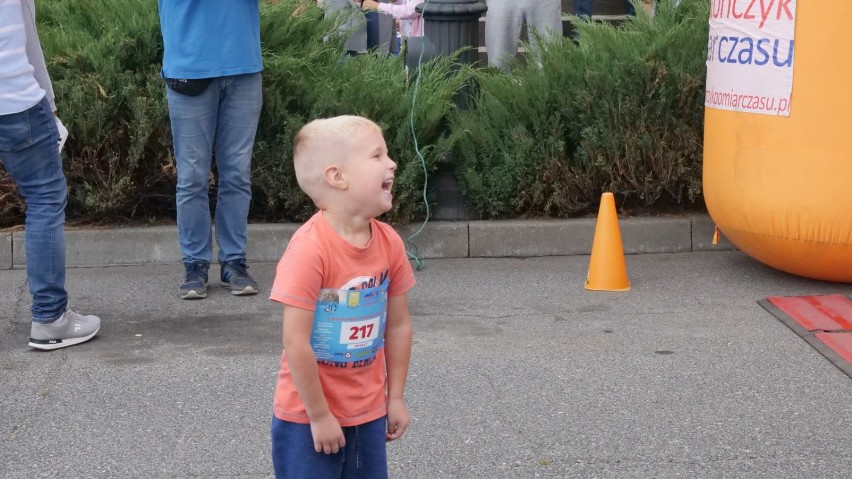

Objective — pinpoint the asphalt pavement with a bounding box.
[1,251,851,478]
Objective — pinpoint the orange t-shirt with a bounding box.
[269,212,416,426]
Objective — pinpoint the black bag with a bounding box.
[164,77,213,96]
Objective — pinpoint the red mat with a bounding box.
[759,295,852,378]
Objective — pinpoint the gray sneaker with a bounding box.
[29,309,101,351]
[220,259,258,296]
[180,262,209,299]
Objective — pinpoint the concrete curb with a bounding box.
[5,214,735,268]
[1,232,11,269]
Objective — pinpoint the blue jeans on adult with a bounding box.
[271,415,389,479]
[0,96,68,322]
[165,72,262,265]
[365,10,381,49]
[576,0,637,17]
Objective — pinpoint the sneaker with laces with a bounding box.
[180,262,209,299]
[220,259,258,296]
[29,309,101,351]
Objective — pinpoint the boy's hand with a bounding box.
[362,0,379,11]
[386,398,410,441]
[310,413,346,454]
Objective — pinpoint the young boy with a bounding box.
[269,116,416,478]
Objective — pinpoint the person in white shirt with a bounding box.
[0,0,101,350]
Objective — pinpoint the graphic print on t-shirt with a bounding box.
[311,271,389,365]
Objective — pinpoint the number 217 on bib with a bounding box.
[340,317,381,344]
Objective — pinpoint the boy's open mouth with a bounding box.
[382,178,394,192]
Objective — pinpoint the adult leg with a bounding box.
[212,73,261,265]
[526,0,564,54]
[0,97,67,321]
[484,0,524,71]
[0,97,100,349]
[576,0,593,18]
[377,9,396,53]
[365,10,380,49]
[166,81,220,265]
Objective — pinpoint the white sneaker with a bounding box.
[29,309,101,351]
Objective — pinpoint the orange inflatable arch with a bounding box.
[703,0,852,283]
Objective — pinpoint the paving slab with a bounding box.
[620,216,691,254]
[11,222,469,266]
[398,221,468,259]
[693,214,737,251]
[0,232,11,269]
[242,223,301,263]
[10,215,734,266]
[12,226,180,267]
[469,219,596,257]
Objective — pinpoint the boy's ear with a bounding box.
[324,165,348,190]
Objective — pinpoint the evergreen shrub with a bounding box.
[0,0,710,226]
[1,0,467,226]
[453,0,709,218]
[38,0,172,221]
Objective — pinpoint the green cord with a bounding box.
[405,0,431,271]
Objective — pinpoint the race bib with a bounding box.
[310,281,388,363]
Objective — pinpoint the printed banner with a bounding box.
[705,0,797,116]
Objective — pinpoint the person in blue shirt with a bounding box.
[157,0,268,299]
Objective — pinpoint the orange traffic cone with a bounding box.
[585,192,630,291]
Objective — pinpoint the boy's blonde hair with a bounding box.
[293,115,382,206]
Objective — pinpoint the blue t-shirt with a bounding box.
[158,0,262,79]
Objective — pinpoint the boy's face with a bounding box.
[341,128,397,217]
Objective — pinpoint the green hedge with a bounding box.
[0,0,170,224]
[0,0,708,226]
[454,0,709,217]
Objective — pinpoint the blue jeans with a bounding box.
[165,72,262,265]
[576,0,637,17]
[365,10,381,49]
[271,416,388,479]
[0,96,68,322]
